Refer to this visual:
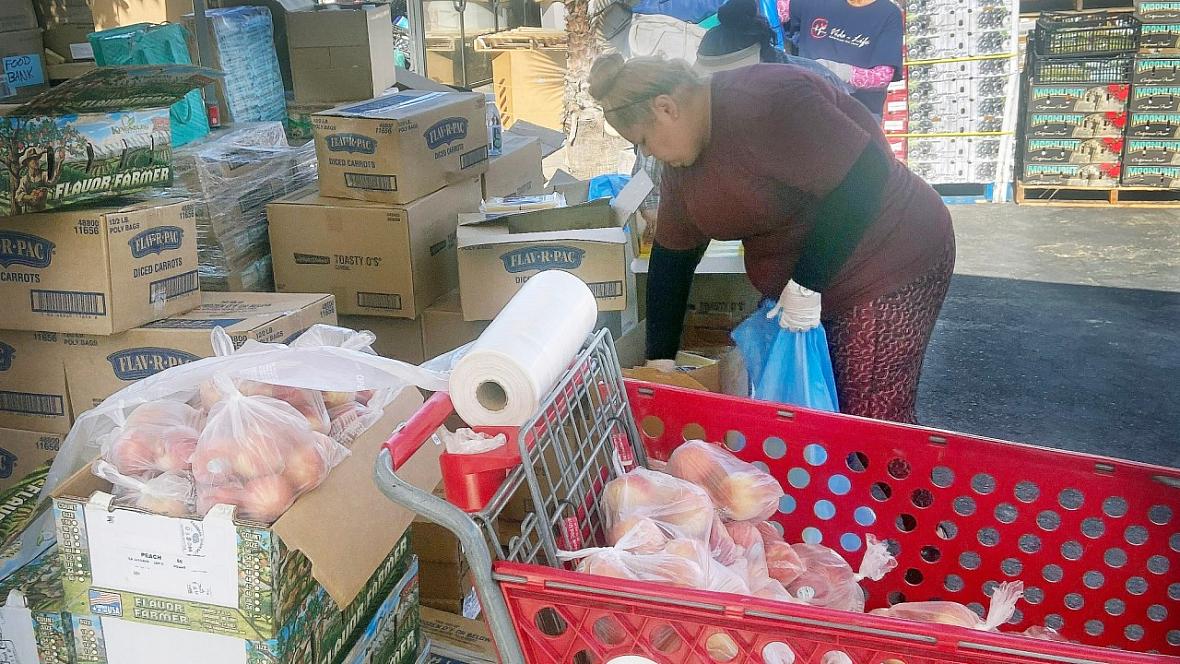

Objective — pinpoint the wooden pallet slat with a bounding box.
[1015,180,1180,206]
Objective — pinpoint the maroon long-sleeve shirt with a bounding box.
[656,64,953,316]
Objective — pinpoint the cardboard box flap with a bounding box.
[390,66,454,93]
[503,198,614,234]
[10,64,220,116]
[324,90,470,119]
[273,387,439,607]
[506,121,565,157]
[457,212,627,247]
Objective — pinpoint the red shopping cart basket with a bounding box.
[375,330,1179,664]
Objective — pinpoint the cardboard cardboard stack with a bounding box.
[287,3,397,105]
[1,1,48,101]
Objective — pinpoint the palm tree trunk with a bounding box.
[561,0,631,179]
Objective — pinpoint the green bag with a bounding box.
[90,23,210,147]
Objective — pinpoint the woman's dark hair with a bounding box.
[697,0,778,62]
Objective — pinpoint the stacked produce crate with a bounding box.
[1125,1,1180,185]
[902,0,1019,187]
[1020,12,1139,187]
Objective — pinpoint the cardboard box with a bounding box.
[1026,84,1129,113]
[0,331,71,434]
[421,291,489,360]
[52,387,438,646]
[0,0,37,32]
[1122,164,1180,186]
[456,198,635,321]
[1128,111,1180,137]
[624,351,720,393]
[1022,137,1124,164]
[269,180,481,320]
[0,428,60,546]
[488,48,566,131]
[42,23,96,62]
[0,198,201,335]
[1137,0,1180,21]
[1124,138,1180,165]
[0,543,73,664]
[0,65,217,216]
[482,133,544,199]
[339,315,428,365]
[60,292,336,413]
[420,607,496,664]
[68,547,420,664]
[1024,111,1128,139]
[34,0,92,26]
[312,91,490,205]
[1,28,48,100]
[1130,85,1180,112]
[186,7,287,126]
[288,3,396,104]
[1141,22,1180,51]
[418,561,470,604]
[1021,163,1122,187]
[1133,57,1180,84]
[89,0,193,30]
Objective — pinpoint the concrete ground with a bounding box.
[917,204,1180,468]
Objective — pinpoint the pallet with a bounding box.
[475,27,567,51]
[1015,181,1180,206]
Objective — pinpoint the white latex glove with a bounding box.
[645,359,677,372]
[766,280,822,332]
[815,59,853,83]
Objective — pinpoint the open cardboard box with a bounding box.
[456,172,650,322]
[51,387,439,643]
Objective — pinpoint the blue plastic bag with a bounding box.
[588,174,631,201]
[732,299,840,411]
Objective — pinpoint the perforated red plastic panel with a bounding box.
[493,382,1179,663]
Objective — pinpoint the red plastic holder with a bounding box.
[490,382,1180,663]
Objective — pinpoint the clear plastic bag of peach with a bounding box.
[665,440,785,522]
[42,324,454,522]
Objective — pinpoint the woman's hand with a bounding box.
[767,280,822,331]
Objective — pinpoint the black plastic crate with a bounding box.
[1029,54,1135,83]
[1034,11,1141,55]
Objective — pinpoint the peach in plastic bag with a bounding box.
[601,467,716,542]
[666,440,784,522]
[103,400,204,476]
[870,581,1024,631]
[787,535,896,612]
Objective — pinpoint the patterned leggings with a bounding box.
[825,239,956,424]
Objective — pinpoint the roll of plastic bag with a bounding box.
[450,270,597,426]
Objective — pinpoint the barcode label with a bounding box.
[30,290,107,316]
[460,146,489,170]
[587,280,624,299]
[345,173,396,191]
[357,292,402,310]
[0,391,65,417]
[150,270,199,304]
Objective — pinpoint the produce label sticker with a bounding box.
[0,599,42,664]
[83,503,240,609]
[2,53,44,89]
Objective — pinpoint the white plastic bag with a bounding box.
[665,440,784,522]
[601,467,716,542]
[101,400,204,476]
[870,582,1024,631]
[787,535,897,612]
[442,429,508,455]
[93,460,196,518]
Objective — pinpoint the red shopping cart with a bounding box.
[374,330,1180,664]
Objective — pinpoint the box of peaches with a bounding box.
[42,324,445,641]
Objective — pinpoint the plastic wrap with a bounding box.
[665,440,785,522]
[787,535,897,612]
[573,547,705,587]
[160,123,316,292]
[601,468,716,543]
[450,271,598,426]
[869,582,1024,631]
[196,7,287,124]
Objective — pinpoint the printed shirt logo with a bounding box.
[0,231,55,269]
[128,226,184,258]
[326,133,378,154]
[500,245,586,273]
[810,17,871,47]
[0,342,13,372]
[0,447,14,480]
[106,347,200,381]
[424,117,469,149]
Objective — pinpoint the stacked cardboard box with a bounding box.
[1,0,48,101]
[287,3,397,105]
[187,6,287,124]
[1125,56,1180,185]
[164,121,318,291]
[270,85,498,365]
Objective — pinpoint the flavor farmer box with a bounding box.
[0,543,72,664]
[0,64,218,217]
[67,550,419,664]
[52,388,439,645]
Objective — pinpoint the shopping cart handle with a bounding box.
[384,391,455,471]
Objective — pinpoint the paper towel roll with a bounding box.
[450,270,598,426]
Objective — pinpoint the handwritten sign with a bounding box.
[2,53,45,89]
